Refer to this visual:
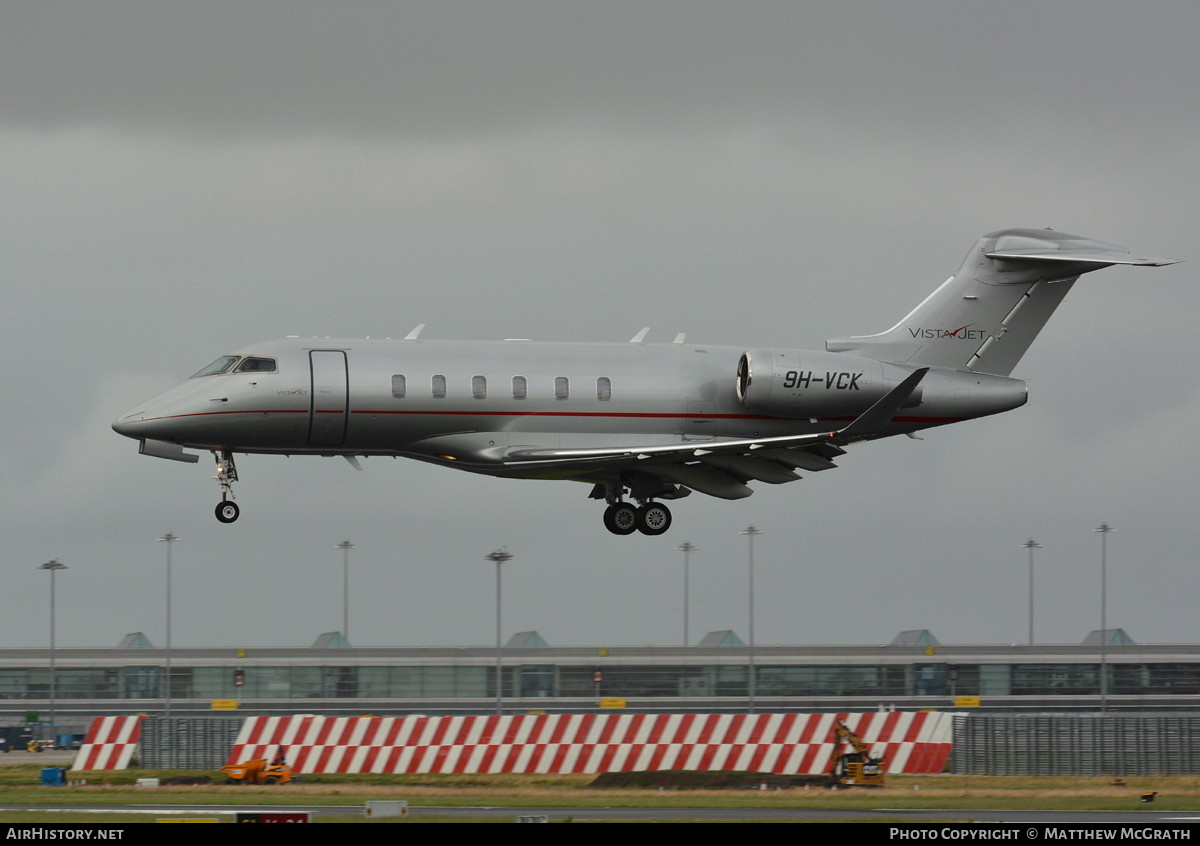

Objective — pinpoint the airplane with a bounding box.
[113,229,1178,535]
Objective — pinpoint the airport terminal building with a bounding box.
[3,629,1199,721]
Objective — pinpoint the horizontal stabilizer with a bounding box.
[985,247,1181,267]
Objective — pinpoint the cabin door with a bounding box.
[309,350,349,445]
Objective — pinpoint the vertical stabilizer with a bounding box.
[826,229,1178,376]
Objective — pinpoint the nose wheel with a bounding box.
[212,450,241,523]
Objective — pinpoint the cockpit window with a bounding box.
[191,356,240,378]
[235,357,277,373]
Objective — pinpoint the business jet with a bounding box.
[113,229,1177,535]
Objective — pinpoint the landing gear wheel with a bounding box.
[215,500,240,523]
[636,502,672,535]
[603,503,638,535]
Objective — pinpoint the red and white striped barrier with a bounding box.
[228,711,953,775]
[72,716,142,771]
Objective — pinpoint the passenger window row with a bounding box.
[391,374,611,401]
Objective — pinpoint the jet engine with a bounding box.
[735,349,922,419]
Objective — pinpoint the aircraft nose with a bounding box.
[112,410,143,439]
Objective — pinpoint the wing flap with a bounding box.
[501,429,840,468]
[655,464,754,500]
[753,447,837,472]
[696,454,801,484]
[501,367,928,497]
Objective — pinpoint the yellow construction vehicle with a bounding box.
[828,719,886,787]
[220,756,293,785]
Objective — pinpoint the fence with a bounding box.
[953,715,1200,775]
[136,718,243,770]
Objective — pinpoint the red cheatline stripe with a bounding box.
[127,408,969,424]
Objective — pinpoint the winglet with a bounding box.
[404,324,426,341]
[836,367,929,439]
[629,327,650,344]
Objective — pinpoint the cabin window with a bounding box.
[472,375,487,399]
[235,357,277,373]
[391,374,406,398]
[432,374,446,398]
[597,376,611,401]
[512,376,527,399]
[554,376,569,400]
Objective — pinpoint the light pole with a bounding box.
[336,540,355,640]
[740,526,762,713]
[38,560,66,744]
[1022,539,1041,644]
[676,542,697,646]
[485,548,513,716]
[1094,523,1115,713]
[157,532,180,719]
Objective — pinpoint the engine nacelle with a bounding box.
[735,348,922,419]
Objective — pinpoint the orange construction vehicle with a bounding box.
[827,719,886,787]
[220,749,293,785]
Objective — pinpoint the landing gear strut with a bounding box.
[212,450,240,523]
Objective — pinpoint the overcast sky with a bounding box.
[3,1,1197,651]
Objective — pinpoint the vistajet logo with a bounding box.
[908,324,987,340]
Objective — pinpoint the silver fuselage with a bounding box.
[113,337,1027,482]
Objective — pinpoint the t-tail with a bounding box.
[826,228,1180,376]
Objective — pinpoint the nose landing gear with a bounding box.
[212,450,240,523]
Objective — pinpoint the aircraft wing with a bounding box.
[501,368,928,499]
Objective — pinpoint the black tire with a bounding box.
[215,501,240,523]
[603,503,638,535]
[636,502,672,535]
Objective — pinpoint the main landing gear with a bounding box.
[593,479,685,536]
[212,450,240,523]
[602,501,672,536]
